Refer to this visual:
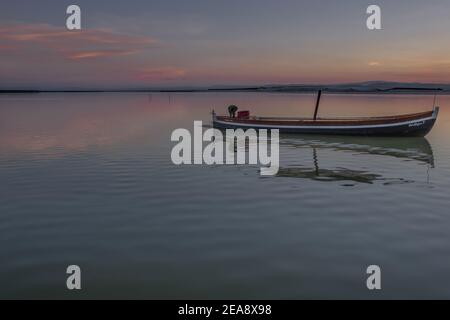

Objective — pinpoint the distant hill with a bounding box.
[145,81,450,93]
[252,81,448,93]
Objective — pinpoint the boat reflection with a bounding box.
[277,135,434,184]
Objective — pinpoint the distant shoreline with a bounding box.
[0,88,447,95]
[1,82,448,95]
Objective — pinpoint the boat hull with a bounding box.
[213,108,439,137]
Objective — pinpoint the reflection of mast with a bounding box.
[312,148,319,175]
[277,136,435,185]
[280,135,435,167]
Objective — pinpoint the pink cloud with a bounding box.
[0,23,183,87]
[0,23,156,60]
[0,44,16,51]
[69,49,140,60]
[138,67,187,81]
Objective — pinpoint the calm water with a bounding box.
[1,92,450,299]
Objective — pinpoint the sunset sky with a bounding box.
[1,0,450,89]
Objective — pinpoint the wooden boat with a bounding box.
[212,91,439,137]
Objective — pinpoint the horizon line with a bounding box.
[1,80,450,92]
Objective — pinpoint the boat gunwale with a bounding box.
[215,110,435,126]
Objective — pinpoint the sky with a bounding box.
[1,0,450,89]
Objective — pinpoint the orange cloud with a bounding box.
[69,49,140,60]
[0,23,156,60]
[138,67,187,80]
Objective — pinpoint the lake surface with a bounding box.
[1,92,450,299]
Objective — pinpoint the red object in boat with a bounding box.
[237,111,250,119]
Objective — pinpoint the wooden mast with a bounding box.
[313,90,322,121]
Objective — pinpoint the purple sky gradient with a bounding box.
[1,0,450,89]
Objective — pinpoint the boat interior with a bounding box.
[217,109,435,125]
